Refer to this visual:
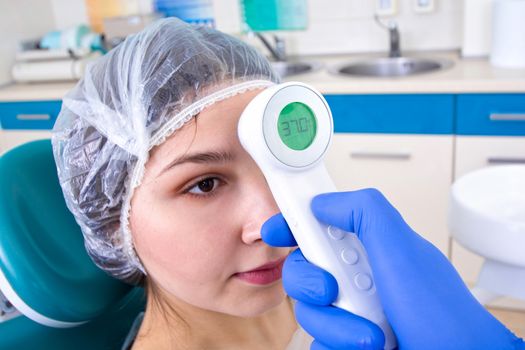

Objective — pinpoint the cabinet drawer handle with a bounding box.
[16,114,51,121]
[350,151,411,160]
[487,157,525,164]
[489,113,525,121]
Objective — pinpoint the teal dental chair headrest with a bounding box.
[0,139,133,327]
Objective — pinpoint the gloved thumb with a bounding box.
[310,189,416,250]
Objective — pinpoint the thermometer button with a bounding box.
[354,272,373,291]
[341,248,359,265]
[327,225,345,240]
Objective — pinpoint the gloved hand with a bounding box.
[262,189,525,350]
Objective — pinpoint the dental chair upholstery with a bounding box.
[0,140,144,349]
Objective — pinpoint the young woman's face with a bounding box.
[130,88,292,317]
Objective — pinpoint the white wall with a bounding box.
[50,0,88,30]
[0,0,56,85]
[217,0,463,56]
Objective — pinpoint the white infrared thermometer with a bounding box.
[238,82,396,349]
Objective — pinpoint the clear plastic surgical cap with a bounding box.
[52,18,280,285]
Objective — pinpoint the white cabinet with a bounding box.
[1,130,52,155]
[325,133,454,256]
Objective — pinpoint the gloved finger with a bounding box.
[311,188,405,239]
[283,249,338,306]
[261,212,297,247]
[295,301,385,350]
[310,340,337,350]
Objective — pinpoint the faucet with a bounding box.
[254,33,287,62]
[374,14,402,58]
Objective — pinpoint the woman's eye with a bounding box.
[187,177,220,196]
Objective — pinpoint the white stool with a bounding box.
[449,165,525,305]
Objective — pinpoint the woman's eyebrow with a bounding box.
[159,150,235,176]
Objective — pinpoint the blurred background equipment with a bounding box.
[239,0,307,32]
[490,0,525,68]
[103,14,161,48]
[11,51,100,83]
[11,25,102,83]
[462,0,493,57]
[153,0,214,26]
[85,0,154,33]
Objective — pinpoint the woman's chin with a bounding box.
[227,284,288,318]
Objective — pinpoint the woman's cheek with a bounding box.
[146,218,238,281]
[138,187,242,276]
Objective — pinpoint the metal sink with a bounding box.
[253,32,321,77]
[271,61,322,78]
[331,57,453,77]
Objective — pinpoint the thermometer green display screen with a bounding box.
[277,102,317,150]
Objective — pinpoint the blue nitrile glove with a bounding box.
[262,189,525,350]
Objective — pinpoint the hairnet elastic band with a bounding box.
[119,79,276,275]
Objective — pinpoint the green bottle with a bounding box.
[240,0,308,32]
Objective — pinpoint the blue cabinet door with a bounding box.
[324,94,455,134]
[456,94,525,136]
[0,101,62,130]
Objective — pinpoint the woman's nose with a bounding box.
[240,174,279,245]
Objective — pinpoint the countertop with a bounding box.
[300,51,525,94]
[1,51,525,102]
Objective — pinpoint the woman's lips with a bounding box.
[234,257,286,285]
